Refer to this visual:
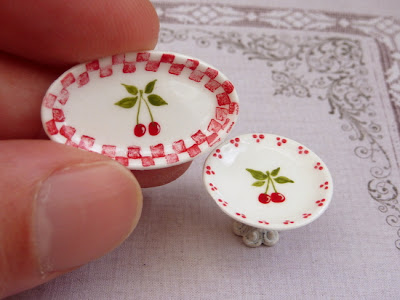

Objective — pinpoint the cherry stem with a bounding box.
[142,95,154,122]
[270,174,278,193]
[264,176,271,195]
[136,90,143,125]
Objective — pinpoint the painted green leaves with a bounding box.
[246,167,294,204]
[115,80,168,109]
[115,80,168,137]
[115,97,138,108]
[247,167,294,186]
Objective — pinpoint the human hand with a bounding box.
[0,0,159,297]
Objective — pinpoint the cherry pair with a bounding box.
[258,192,285,204]
[134,122,160,137]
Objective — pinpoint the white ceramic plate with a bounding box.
[41,51,239,170]
[203,133,333,231]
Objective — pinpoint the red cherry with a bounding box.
[134,124,146,137]
[271,192,285,203]
[258,193,271,204]
[148,122,161,136]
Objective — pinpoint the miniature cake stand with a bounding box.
[203,133,333,247]
[41,51,239,186]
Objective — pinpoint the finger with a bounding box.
[0,140,143,298]
[0,0,159,65]
[0,52,60,139]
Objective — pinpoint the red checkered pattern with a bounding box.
[52,108,65,122]
[216,92,231,106]
[61,73,75,88]
[43,94,57,108]
[127,146,142,159]
[45,120,58,135]
[60,125,76,139]
[166,153,179,164]
[206,133,219,146]
[215,107,229,121]
[102,145,116,158]
[187,144,201,158]
[191,130,207,145]
[78,135,95,150]
[100,65,112,77]
[86,60,100,71]
[115,156,129,166]
[169,63,184,75]
[150,144,165,158]
[141,156,155,167]
[112,54,125,65]
[58,89,69,105]
[207,119,222,133]
[42,51,239,168]
[173,140,187,153]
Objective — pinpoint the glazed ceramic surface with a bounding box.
[41,51,239,170]
[203,133,333,231]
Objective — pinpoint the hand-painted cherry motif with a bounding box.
[115,80,168,137]
[246,167,294,204]
[271,192,285,203]
[148,121,161,136]
[316,199,326,206]
[303,213,312,218]
[258,193,271,204]
[134,124,146,137]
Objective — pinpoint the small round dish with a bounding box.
[203,133,333,231]
[41,51,239,170]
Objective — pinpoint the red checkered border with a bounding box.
[42,51,239,169]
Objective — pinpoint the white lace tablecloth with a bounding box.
[13,1,400,299]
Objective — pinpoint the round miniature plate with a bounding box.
[203,133,333,231]
[41,51,239,170]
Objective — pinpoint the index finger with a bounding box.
[0,0,159,66]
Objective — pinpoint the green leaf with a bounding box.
[252,181,265,187]
[246,169,268,180]
[145,80,157,94]
[274,176,294,184]
[121,84,138,95]
[148,94,168,106]
[271,167,280,177]
[114,97,138,108]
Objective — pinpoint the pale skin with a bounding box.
[0,0,190,297]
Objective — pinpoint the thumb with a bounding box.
[0,140,142,298]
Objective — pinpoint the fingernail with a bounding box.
[34,161,142,274]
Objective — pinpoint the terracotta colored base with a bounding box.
[131,161,192,188]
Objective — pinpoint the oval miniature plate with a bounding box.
[41,51,239,170]
[203,133,333,231]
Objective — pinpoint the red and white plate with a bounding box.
[41,51,239,170]
[203,133,333,231]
